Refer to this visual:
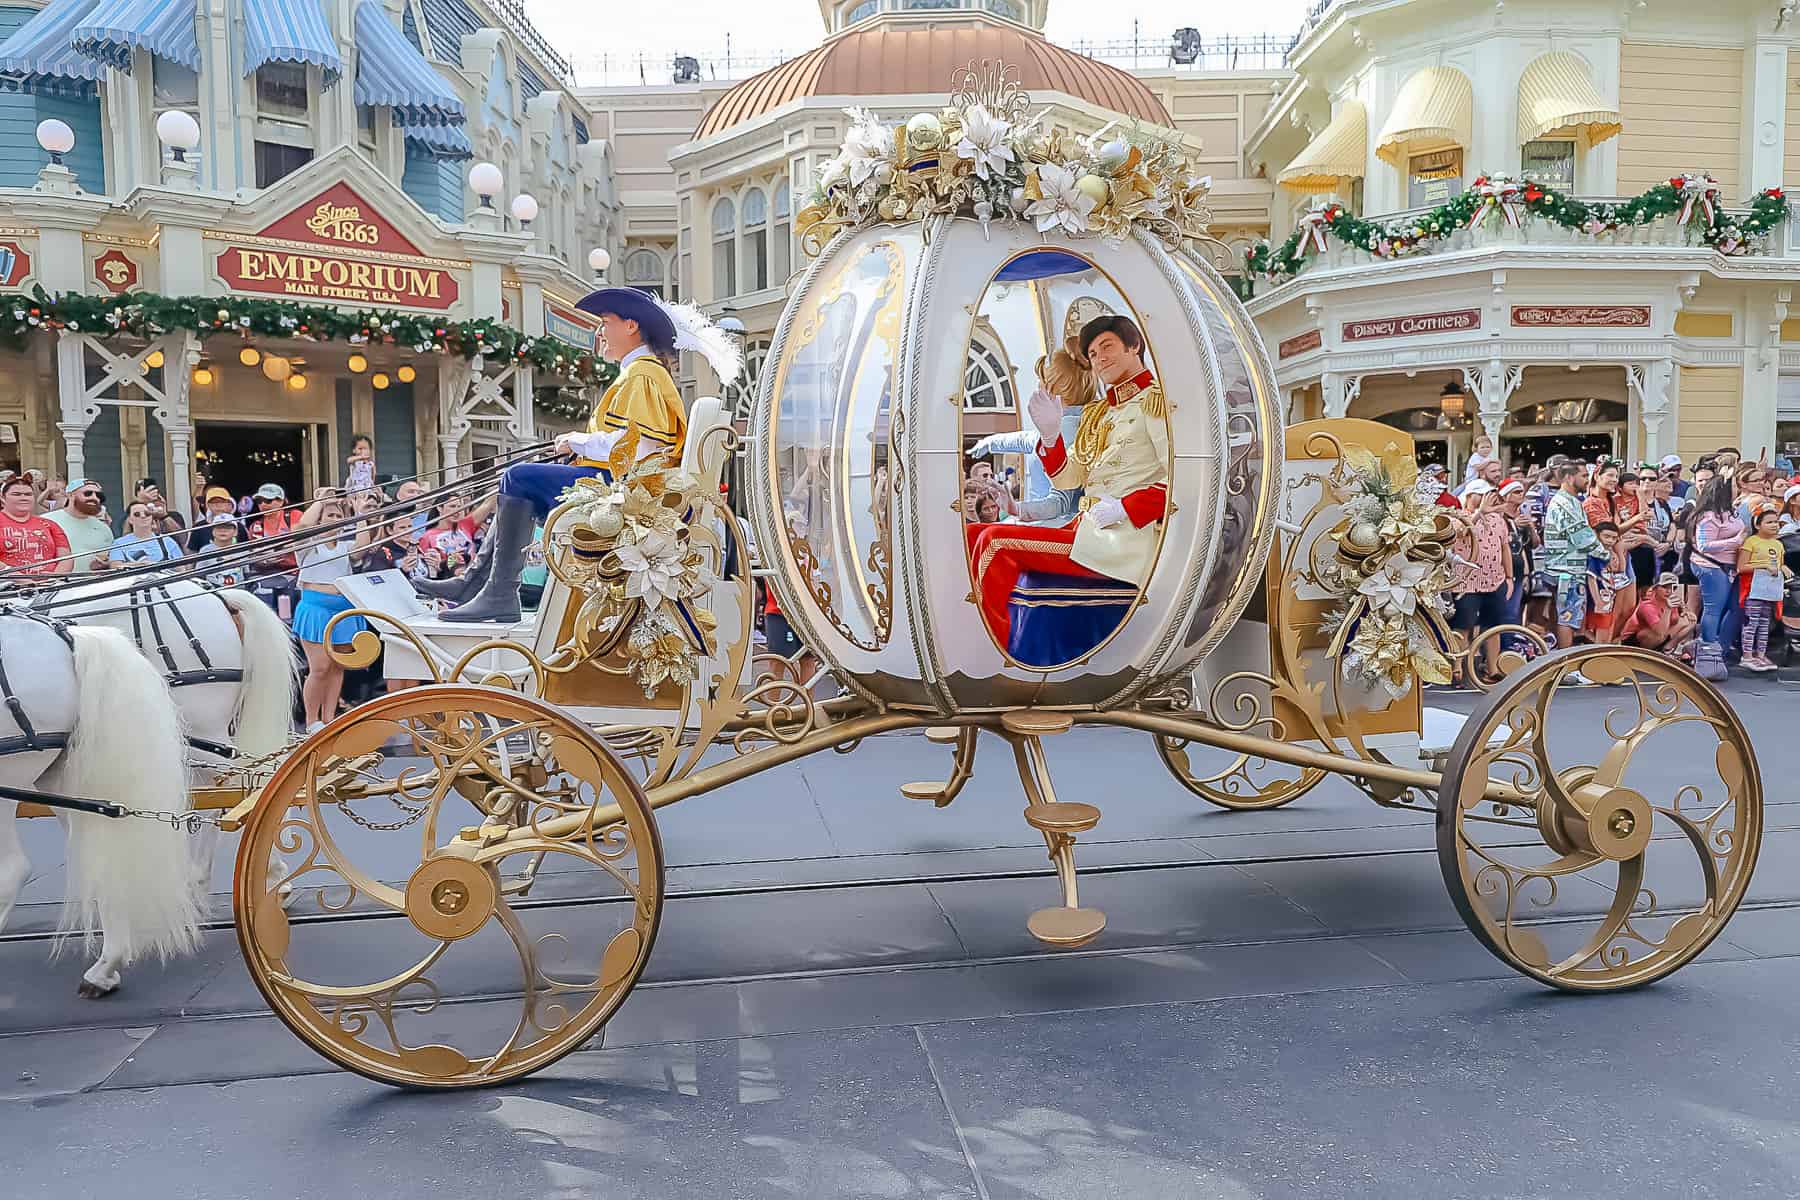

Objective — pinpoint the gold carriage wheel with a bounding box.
[232,684,664,1089]
[1152,732,1325,811]
[1435,645,1761,992]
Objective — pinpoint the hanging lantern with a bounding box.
[1439,380,1466,418]
[261,355,292,382]
[396,364,417,383]
[347,353,368,373]
[287,373,307,391]
[192,366,214,386]
[145,349,164,368]
[371,373,391,390]
[239,346,261,367]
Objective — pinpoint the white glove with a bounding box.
[1088,496,1127,528]
[1026,388,1064,447]
[969,432,1024,457]
[556,429,626,461]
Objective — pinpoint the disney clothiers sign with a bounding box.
[1341,308,1481,342]
[213,183,461,311]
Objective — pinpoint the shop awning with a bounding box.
[242,0,343,83]
[0,0,105,94]
[1517,51,1620,146]
[1278,99,1367,191]
[70,0,199,74]
[404,120,472,159]
[353,0,464,127]
[1375,66,1472,166]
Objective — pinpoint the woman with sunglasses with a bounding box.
[109,500,184,565]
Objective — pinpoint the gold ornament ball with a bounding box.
[904,112,943,151]
[593,509,625,539]
[1343,520,1382,553]
[1075,174,1111,206]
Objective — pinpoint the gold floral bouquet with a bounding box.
[794,70,1213,257]
[554,462,721,697]
[1312,447,1458,698]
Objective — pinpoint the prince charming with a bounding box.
[966,313,1170,645]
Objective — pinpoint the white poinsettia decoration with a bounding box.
[955,104,1014,180]
[1026,163,1097,235]
[615,528,689,606]
[1355,554,1434,618]
[841,107,896,188]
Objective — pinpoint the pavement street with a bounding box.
[3,670,1799,1199]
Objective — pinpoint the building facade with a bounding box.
[0,0,619,515]
[579,0,1288,459]
[1243,0,1800,475]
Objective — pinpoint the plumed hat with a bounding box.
[576,286,743,384]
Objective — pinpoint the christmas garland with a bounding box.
[0,289,618,422]
[1246,175,1790,284]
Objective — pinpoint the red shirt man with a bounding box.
[0,475,70,575]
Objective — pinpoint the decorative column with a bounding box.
[161,333,201,519]
[1463,359,1524,446]
[54,334,94,482]
[437,358,474,475]
[1627,359,1675,462]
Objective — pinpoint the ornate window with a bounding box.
[772,183,792,285]
[711,197,737,299]
[742,187,769,292]
[963,328,1017,412]
[624,248,666,298]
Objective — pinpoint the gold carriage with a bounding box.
[200,72,1765,1089]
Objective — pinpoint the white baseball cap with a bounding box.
[1463,479,1495,496]
[1659,454,1683,469]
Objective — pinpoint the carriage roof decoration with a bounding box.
[794,61,1216,254]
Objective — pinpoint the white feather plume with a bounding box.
[661,300,744,384]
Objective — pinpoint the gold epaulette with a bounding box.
[1136,383,1167,420]
[1071,400,1111,466]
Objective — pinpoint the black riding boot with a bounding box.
[412,533,495,603]
[440,496,533,624]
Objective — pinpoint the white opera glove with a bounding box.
[969,430,1033,457]
[557,429,626,461]
[1025,388,1064,448]
[1088,496,1127,528]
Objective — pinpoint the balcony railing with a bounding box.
[485,0,573,80]
[1246,200,1793,296]
[571,30,1291,87]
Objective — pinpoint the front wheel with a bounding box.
[233,685,664,1087]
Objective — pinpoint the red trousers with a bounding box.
[966,519,1101,644]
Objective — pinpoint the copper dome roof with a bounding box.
[694,19,1172,140]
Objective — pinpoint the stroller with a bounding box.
[1776,530,1800,666]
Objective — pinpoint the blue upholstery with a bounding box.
[1006,570,1135,667]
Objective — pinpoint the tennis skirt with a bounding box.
[292,589,369,646]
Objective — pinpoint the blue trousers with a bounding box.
[1695,563,1735,645]
[499,463,605,520]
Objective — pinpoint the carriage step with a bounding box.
[1028,905,1107,948]
[1023,801,1100,834]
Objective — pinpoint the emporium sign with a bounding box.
[213,182,460,311]
[1341,308,1481,342]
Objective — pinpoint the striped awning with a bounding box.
[70,0,198,74]
[0,0,105,94]
[353,0,463,127]
[404,120,471,159]
[242,0,342,83]
[1517,51,1620,146]
[1375,66,1473,166]
[1278,99,1367,191]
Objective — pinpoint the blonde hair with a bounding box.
[1035,340,1096,406]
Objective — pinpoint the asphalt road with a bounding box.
[3,670,1797,1199]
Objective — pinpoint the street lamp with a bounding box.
[510,192,539,229]
[154,110,200,163]
[587,247,610,281]
[34,119,74,165]
[468,161,503,209]
[718,314,746,335]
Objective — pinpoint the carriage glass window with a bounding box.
[1521,139,1575,191]
[962,249,1168,669]
[768,236,913,649]
[1407,148,1463,207]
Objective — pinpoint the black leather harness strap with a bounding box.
[0,607,76,753]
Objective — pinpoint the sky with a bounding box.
[526,0,1316,85]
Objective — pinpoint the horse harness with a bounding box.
[0,606,73,756]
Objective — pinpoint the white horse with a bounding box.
[39,576,299,891]
[0,612,201,996]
